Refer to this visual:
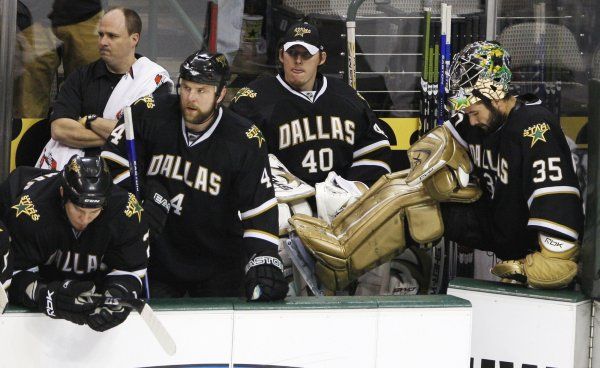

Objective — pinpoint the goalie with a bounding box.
[285,41,583,291]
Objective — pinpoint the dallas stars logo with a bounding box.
[215,55,228,68]
[293,27,311,38]
[67,159,81,174]
[232,87,257,103]
[124,193,143,222]
[246,125,265,148]
[523,122,550,147]
[134,95,155,109]
[12,195,40,221]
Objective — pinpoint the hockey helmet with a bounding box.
[179,51,230,96]
[61,155,112,208]
[447,41,512,112]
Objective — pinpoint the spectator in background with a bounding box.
[37,6,172,170]
[13,0,103,119]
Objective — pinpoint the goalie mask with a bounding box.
[62,155,112,208]
[447,41,512,112]
[179,51,231,96]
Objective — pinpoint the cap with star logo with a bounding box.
[282,22,324,55]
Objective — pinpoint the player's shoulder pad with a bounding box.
[511,95,560,148]
[132,94,157,110]
[231,75,278,105]
[10,193,43,223]
[105,186,144,224]
[326,76,369,105]
[221,108,267,150]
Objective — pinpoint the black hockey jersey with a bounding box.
[446,95,583,258]
[230,73,392,186]
[2,168,148,284]
[0,220,11,290]
[101,95,279,282]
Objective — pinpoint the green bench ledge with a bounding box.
[449,277,589,303]
[4,294,471,313]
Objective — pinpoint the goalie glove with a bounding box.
[11,271,98,325]
[491,233,579,289]
[244,253,288,301]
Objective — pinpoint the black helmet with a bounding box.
[61,155,112,208]
[179,51,230,96]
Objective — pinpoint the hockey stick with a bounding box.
[419,6,431,136]
[93,295,176,356]
[0,285,8,314]
[123,106,151,299]
[437,3,447,126]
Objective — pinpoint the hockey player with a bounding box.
[442,41,584,288]
[230,22,402,295]
[5,155,149,330]
[101,51,288,301]
[230,21,392,187]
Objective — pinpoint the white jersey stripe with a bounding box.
[527,186,580,208]
[101,150,130,167]
[240,198,277,220]
[276,74,328,103]
[353,140,391,159]
[351,159,391,173]
[528,218,578,240]
[244,230,280,246]
[107,269,145,286]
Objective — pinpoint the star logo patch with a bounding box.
[294,27,311,38]
[523,122,550,147]
[246,125,265,148]
[12,195,40,221]
[124,193,143,222]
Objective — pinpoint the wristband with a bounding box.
[84,114,98,130]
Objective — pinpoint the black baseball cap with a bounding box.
[282,22,324,55]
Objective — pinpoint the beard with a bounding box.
[477,103,508,135]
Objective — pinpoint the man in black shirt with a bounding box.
[38,7,172,170]
[102,51,288,301]
[442,41,583,289]
[5,155,149,330]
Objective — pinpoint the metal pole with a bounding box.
[0,0,17,180]
[165,0,206,49]
[485,0,497,40]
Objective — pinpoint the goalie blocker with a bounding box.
[289,125,481,290]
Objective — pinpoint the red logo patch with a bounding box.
[154,74,163,85]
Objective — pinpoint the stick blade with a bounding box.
[0,286,8,314]
[140,304,177,356]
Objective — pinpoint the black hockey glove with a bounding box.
[244,253,288,302]
[36,280,98,325]
[86,276,139,332]
[142,179,170,234]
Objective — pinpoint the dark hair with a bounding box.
[105,7,142,36]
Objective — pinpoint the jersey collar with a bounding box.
[276,74,328,103]
[181,107,223,147]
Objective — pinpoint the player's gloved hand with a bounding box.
[142,179,170,234]
[35,280,98,325]
[244,253,288,301]
[86,287,133,332]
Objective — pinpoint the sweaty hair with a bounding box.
[105,7,142,36]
